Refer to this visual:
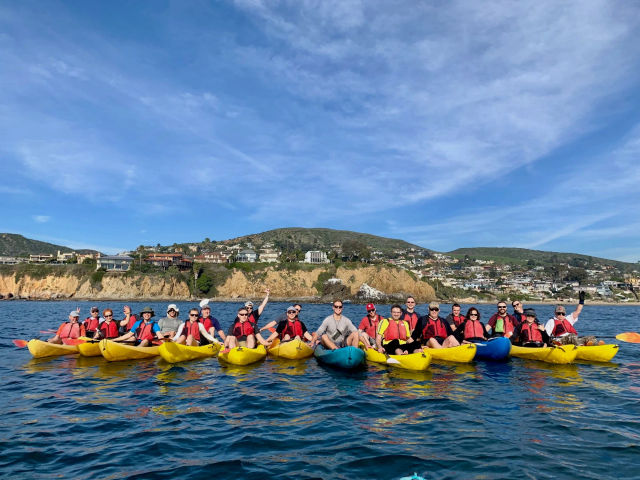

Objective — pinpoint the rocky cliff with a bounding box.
[0,265,435,301]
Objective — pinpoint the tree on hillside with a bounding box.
[341,240,370,262]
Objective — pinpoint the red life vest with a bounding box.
[552,318,577,336]
[136,322,156,341]
[125,315,138,331]
[99,321,119,339]
[360,314,381,338]
[403,312,419,330]
[85,316,100,332]
[200,317,217,332]
[383,319,408,341]
[233,321,255,337]
[184,321,201,341]
[282,319,304,339]
[463,320,484,340]
[520,322,544,343]
[422,317,448,340]
[60,322,81,339]
[451,315,466,327]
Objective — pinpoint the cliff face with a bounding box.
[0,273,191,300]
[0,266,435,301]
[215,266,435,301]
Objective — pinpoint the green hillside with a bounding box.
[448,247,638,272]
[224,228,431,254]
[0,233,96,257]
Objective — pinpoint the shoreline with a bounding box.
[2,296,639,306]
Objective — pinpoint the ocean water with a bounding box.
[0,300,638,480]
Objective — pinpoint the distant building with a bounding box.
[194,252,231,264]
[97,255,134,272]
[29,254,54,263]
[0,256,19,265]
[57,250,76,262]
[304,251,329,264]
[259,249,280,263]
[236,249,257,262]
[76,253,96,264]
[145,253,193,271]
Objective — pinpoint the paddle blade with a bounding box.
[616,332,640,343]
[13,339,28,348]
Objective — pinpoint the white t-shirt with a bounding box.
[544,313,577,337]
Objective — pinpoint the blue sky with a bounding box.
[1,0,640,261]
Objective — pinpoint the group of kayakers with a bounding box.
[46,288,597,355]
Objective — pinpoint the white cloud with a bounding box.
[32,215,51,223]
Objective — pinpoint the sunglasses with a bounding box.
[189,313,199,317]
[287,310,297,314]
[104,314,113,318]
[556,312,565,316]
[238,313,248,317]
[429,307,439,311]
[333,305,343,309]
[367,309,375,312]
[498,306,507,309]
[406,301,415,304]
[469,313,478,317]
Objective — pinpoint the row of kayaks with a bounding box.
[25,337,619,370]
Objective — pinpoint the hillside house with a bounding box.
[97,255,133,272]
[304,251,329,264]
[236,249,257,262]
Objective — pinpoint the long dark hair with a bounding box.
[465,307,480,320]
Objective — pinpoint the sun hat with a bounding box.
[199,299,209,308]
[140,306,155,317]
[90,306,99,312]
[245,301,254,307]
[555,305,566,314]
[69,311,80,317]
[167,304,179,313]
[524,308,537,317]
[286,305,297,313]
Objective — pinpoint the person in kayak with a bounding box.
[84,306,102,338]
[413,302,460,349]
[516,308,549,347]
[158,304,181,339]
[402,296,420,332]
[375,304,414,355]
[119,305,138,334]
[261,303,301,333]
[224,307,269,350]
[173,308,217,346]
[445,303,465,331]
[244,288,271,326]
[312,300,360,350]
[112,306,163,346]
[452,307,487,344]
[48,310,86,344]
[264,306,313,345]
[358,303,382,349]
[544,291,598,345]
[485,301,517,341]
[93,308,120,339]
[511,301,525,327]
[199,303,226,342]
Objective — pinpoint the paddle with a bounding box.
[13,339,28,348]
[614,332,640,343]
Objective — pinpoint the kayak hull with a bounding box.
[218,345,267,366]
[77,337,102,357]
[314,345,365,369]
[365,348,431,371]
[27,339,78,358]
[426,344,477,363]
[99,339,160,361]
[268,339,314,359]
[510,345,578,364]
[159,342,221,363]
[474,337,512,361]
[575,344,619,362]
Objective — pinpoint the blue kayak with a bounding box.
[314,345,365,369]
[474,337,512,361]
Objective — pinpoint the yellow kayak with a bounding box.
[158,341,221,363]
[218,344,267,366]
[365,348,431,371]
[575,344,619,362]
[268,339,314,359]
[426,344,477,363]
[99,339,160,362]
[510,345,578,364]
[77,337,102,357]
[27,339,78,358]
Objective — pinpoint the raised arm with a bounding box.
[571,291,585,319]
[257,288,270,316]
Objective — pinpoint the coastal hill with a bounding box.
[448,247,638,272]
[222,228,431,254]
[0,233,97,257]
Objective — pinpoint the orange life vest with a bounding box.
[520,322,544,343]
[552,318,577,336]
[383,319,408,341]
[463,320,484,340]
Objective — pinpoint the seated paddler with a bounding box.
[112,306,163,347]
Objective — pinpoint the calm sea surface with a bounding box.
[1,301,639,480]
